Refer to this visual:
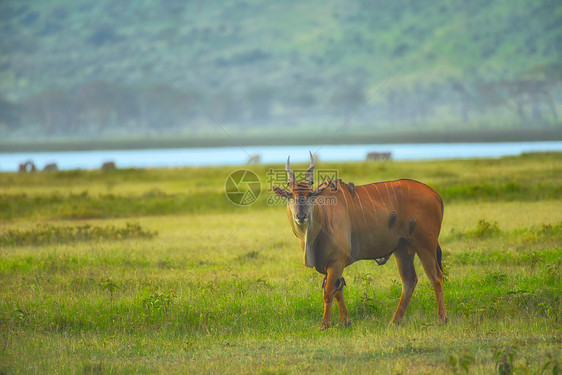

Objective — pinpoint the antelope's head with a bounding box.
[273,152,326,226]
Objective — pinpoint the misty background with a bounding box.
[1,0,561,147]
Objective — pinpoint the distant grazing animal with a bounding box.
[366,151,392,161]
[101,161,116,170]
[43,163,58,171]
[273,152,447,329]
[18,160,36,172]
[247,154,261,164]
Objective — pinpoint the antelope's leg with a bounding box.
[321,263,345,329]
[391,244,418,324]
[334,280,350,326]
[417,242,448,323]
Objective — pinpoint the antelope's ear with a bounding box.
[273,186,291,198]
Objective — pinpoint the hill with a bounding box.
[1,0,561,145]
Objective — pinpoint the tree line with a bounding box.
[1,75,560,139]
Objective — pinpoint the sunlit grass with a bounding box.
[0,154,560,373]
[1,153,561,222]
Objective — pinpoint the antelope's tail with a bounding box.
[437,244,443,272]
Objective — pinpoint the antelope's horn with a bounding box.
[305,151,314,186]
[286,156,295,186]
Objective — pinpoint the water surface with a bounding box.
[1,141,561,171]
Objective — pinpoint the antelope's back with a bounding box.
[358,179,444,236]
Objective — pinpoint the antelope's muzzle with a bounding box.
[296,213,307,224]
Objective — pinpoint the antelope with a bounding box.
[273,153,447,329]
[366,151,392,161]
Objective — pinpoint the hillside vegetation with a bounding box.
[1,0,561,143]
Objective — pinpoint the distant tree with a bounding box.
[328,83,366,116]
[386,89,400,124]
[215,49,270,67]
[247,86,274,122]
[0,95,20,128]
[522,62,562,122]
[213,90,246,124]
[451,80,471,123]
[412,83,432,126]
[88,26,121,46]
[20,89,81,135]
[505,79,558,124]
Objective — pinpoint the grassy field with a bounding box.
[0,153,561,374]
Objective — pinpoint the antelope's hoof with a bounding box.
[320,321,330,330]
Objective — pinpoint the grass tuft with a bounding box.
[0,222,156,247]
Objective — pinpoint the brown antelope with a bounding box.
[101,161,116,170]
[43,163,58,171]
[247,154,261,164]
[366,151,392,161]
[273,152,447,329]
[18,160,37,172]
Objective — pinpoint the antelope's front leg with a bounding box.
[320,264,346,329]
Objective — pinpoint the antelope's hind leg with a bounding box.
[391,242,418,324]
[417,242,448,323]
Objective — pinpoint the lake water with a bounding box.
[1,141,561,171]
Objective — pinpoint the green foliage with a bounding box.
[1,1,561,140]
[540,353,560,375]
[447,351,474,374]
[0,222,155,247]
[101,279,119,306]
[142,290,175,319]
[0,190,233,220]
[439,181,559,202]
[3,127,562,152]
[447,220,562,242]
[494,345,518,375]
[472,219,501,237]
[539,222,562,237]
[353,273,378,317]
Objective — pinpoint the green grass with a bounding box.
[1,153,561,374]
[1,152,561,221]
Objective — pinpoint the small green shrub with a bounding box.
[447,351,474,374]
[0,222,156,247]
[494,345,518,375]
[142,291,175,319]
[539,353,560,375]
[471,219,501,237]
[447,219,502,240]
